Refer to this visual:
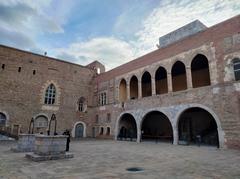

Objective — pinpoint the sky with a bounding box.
[0,0,239,71]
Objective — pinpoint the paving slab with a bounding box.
[0,140,240,179]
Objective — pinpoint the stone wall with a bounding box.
[0,45,95,134]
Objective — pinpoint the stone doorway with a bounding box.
[75,123,84,138]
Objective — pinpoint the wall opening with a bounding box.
[75,123,84,138]
[233,58,240,81]
[100,127,104,135]
[119,79,127,102]
[0,113,6,126]
[191,54,211,88]
[130,75,138,100]
[155,66,168,95]
[178,107,219,147]
[141,71,152,97]
[141,111,173,143]
[171,61,187,92]
[118,113,137,141]
[106,127,111,135]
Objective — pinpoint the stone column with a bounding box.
[173,124,178,145]
[186,66,193,89]
[127,83,130,100]
[138,81,142,99]
[151,78,156,96]
[167,72,173,92]
[137,122,141,143]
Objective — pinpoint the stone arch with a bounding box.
[175,104,224,148]
[130,75,138,100]
[119,78,127,102]
[115,113,137,141]
[191,54,211,88]
[0,110,9,126]
[72,121,87,138]
[140,110,173,143]
[155,66,168,95]
[106,126,111,135]
[141,71,152,97]
[171,61,187,92]
[40,80,61,105]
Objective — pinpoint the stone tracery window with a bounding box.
[233,58,240,81]
[44,84,56,105]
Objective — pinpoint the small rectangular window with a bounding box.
[33,70,36,75]
[1,64,5,70]
[18,67,21,72]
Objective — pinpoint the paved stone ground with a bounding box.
[0,140,240,179]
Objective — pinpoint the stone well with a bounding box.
[11,134,35,152]
[26,135,73,161]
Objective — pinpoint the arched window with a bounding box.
[191,54,210,88]
[78,97,86,112]
[0,113,6,126]
[44,84,56,105]
[130,76,138,99]
[119,79,127,102]
[155,66,168,94]
[233,58,240,81]
[141,71,152,97]
[171,61,187,92]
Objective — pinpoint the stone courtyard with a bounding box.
[0,140,240,179]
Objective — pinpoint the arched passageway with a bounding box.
[171,61,187,92]
[119,79,127,102]
[142,71,152,97]
[191,54,211,88]
[118,113,137,141]
[141,111,173,143]
[178,107,219,147]
[130,76,138,100]
[155,66,168,94]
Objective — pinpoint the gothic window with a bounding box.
[0,113,6,126]
[233,58,240,81]
[44,84,56,105]
[107,113,111,123]
[78,97,86,112]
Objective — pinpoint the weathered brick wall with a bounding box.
[0,45,95,134]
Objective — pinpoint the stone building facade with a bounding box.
[0,15,240,149]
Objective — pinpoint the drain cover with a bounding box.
[126,167,144,172]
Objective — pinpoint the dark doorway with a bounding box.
[141,111,173,143]
[178,107,219,147]
[118,113,137,141]
[75,123,84,138]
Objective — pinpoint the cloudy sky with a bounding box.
[0,0,239,71]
